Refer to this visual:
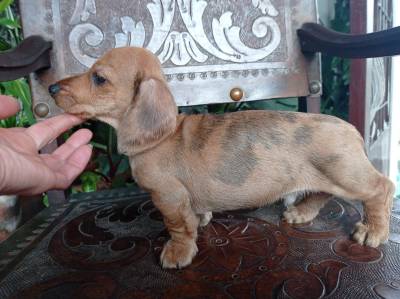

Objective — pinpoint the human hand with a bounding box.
[0,95,93,195]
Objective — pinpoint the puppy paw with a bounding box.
[199,212,213,227]
[352,221,388,248]
[283,206,317,224]
[160,239,198,269]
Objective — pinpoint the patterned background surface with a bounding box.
[0,188,399,299]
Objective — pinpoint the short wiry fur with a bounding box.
[51,47,395,269]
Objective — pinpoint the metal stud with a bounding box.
[230,87,244,101]
[34,102,50,118]
[309,80,322,95]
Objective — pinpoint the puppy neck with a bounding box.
[116,115,183,157]
[97,116,120,130]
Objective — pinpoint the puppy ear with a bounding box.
[118,77,177,155]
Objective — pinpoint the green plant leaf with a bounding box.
[90,141,107,151]
[0,0,13,14]
[0,17,19,28]
[116,156,130,175]
[111,175,128,189]
[0,37,11,50]
[42,194,49,207]
[246,98,298,111]
[95,154,111,177]
[80,171,102,193]
[0,79,35,126]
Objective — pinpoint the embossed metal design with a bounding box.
[19,0,320,112]
[67,0,282,67]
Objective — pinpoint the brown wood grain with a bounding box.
[349,1,367,136]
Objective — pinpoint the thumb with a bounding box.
[0,95,21,119]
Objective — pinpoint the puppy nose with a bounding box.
[48,83,61,96]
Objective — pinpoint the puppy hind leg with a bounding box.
[152,190,200,269]
[283,192,331,224]
[307,149,394,247]
[351,175,395,247]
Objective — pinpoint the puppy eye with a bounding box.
[92,72,107,86]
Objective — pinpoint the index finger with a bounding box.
[26,114,83,150]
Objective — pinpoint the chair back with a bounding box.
[19,0,321,118]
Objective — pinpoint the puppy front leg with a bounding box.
[152,190,199,269]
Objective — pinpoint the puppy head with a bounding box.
[50,47,178,153]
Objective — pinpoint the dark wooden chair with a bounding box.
[0,1,400,298]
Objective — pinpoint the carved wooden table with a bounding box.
[0,189,399,298]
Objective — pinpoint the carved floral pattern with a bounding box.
[154,213,288,283]
[255,269,324,299]
[48,201,151,270]
[307,260,348,296]
[332,238,382,263]
[373,280,400,299]
[280,199,361,239]
[68,0,282,67]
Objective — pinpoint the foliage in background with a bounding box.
[0,0,35,128]
[320,0,350,120]
[69,121,135,194]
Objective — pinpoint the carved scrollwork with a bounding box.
[115,17,145,48]
[69,23,104,68]
[48,202,151,270]
[146,0,176,53]
[158,31,208,65]
[68,0,282,68]
[69,0,96,25]
[252,0,279,16]
[179,0,281,63]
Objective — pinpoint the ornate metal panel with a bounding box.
[19,0,320,118]
[365,0,393,175]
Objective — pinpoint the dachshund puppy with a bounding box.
[50,47,394,269]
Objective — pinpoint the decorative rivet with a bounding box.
[309,80,322,95]
[230,87,244,101]
[34,102,50,118]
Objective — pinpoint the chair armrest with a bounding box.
[297,23,400,58]
[0,36,52,82]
